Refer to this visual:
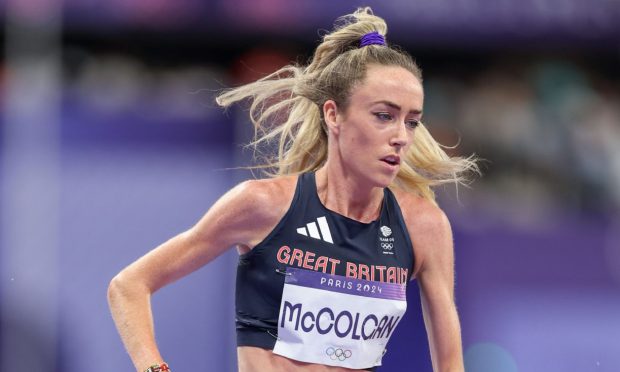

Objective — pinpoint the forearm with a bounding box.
[422,296,464,372]
[432,327,464,372]
[107,274,165,372]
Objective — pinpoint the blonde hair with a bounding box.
[216,7,478,203]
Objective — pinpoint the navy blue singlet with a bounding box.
[235,172,414,350]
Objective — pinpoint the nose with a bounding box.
[390,121,409,148]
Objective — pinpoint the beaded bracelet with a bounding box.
[144,362,170,372]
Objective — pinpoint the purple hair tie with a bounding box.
[359,31,386,47]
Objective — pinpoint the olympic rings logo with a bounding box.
[381,242,393,250]
[326,347,352,361]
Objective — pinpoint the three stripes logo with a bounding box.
[297,216,333,244]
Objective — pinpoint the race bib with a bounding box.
[273,267,407,369]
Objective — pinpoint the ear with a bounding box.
[322,100,341,135]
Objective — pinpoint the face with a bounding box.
[324,64,424,188]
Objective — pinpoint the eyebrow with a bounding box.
[373,100,423,115]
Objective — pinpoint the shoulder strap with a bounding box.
[381,187,415,278]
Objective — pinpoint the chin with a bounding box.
[350,163,396,189]
[371,172,397,188]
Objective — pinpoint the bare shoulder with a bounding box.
[233,175,298,214]
[390,187,450,234]
[219,175,298,249]
[390,187,452,277]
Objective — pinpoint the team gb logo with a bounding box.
[380,226,392,237]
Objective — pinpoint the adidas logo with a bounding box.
[297,216,333,244]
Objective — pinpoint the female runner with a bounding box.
[108,7,477,372]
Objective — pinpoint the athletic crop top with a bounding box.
[235,172,415,351]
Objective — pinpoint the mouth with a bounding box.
[380,155,401,167]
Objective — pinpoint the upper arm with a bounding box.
[413,207,454,296]
[391,189,453,283]
[399,195,463,370]
[113,178,293,293]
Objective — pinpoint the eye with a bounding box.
[406,119,421,129]
[374,112,393,122]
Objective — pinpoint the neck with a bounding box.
[315,165,384,223]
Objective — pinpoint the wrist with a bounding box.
[144,362,170,372]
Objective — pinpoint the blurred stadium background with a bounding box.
[1,0,619,371]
